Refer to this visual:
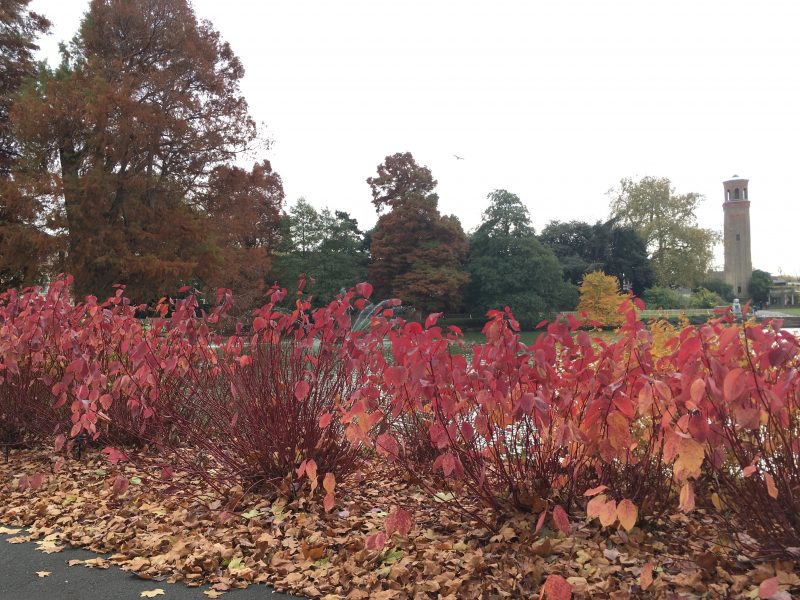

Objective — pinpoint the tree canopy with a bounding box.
[367,153,468,313]
[465,190,575,326]
[0,0,52,288]
[748,269,771,304]
[9,0,280,302]
[272,198,368,305]
[540,219,654,296]
[609,176,717,288]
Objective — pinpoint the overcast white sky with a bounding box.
[30,0,800,276]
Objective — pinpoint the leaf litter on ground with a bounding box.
[1,448,798,599]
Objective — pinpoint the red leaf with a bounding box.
[425,312,443,329]
[294,380,311,401]
[758,577,779,599]
[319,413,332,428]
[724,368,746,402]
[385,508,414,536]
[584,485,608,497]
[376,432,400,460]
[640,561,654,590]
[54,434,66,453]
[441,453,457,477]
[102,446,128,465]
[31,473,44,490]
[356,282,373,299]
[323,493,335,513]
[112,475,129,496]
[322,472,336,495]
[541,574,572,600]
[364,531,386,551]
[534,510,547,535]
[552,505,569,534]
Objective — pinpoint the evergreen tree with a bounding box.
[465,190,575,326]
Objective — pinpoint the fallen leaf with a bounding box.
[759,576,779,599]
[552,505,569,534]
[0,527,21,534]
[36,571,51,578]
[640,561,654,590]
[203,591,225,598]
[140,590,166,598]
[541,574,572,600]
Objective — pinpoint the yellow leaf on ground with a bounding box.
[203,591,225,598]
[36,571,51,578]
[140,590,166,598]
[0,527,21,534]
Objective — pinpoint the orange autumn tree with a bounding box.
[10,0,280,301]
[0,0,53,288]
[367,152,468,313]
[577,271,627,326]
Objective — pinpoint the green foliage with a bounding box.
[272,199,368,305]
[642,286,688,310]
[465,190,572,327]
[367,153,468,313]
[701,277,734,302]
[610,176,718,288]
[540,219,654,295]
[748,269,772,304]
[689,287,724,309]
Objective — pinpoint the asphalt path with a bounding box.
[0,528,303,600]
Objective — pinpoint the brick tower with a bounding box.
[722,175,752,298]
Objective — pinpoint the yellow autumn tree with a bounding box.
[577,271,627,326]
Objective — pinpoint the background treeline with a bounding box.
[2,0,727,325]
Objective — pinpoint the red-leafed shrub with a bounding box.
[661,317,800,553]
[0,279,73,451]
[144,286,379,498]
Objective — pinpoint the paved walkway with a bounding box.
[0,528,302,600]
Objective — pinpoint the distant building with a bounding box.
[769,276,799,307]
[722,176,752,298]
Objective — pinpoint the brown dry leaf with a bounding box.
[140,589,166,598]
[36,571,51,578]
[203,591,225,598]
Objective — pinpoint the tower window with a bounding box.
[736,233,740,241]
[738,286,742,293]
[726,190,730,201]
[734,188,741,200]
[744,188,748,199]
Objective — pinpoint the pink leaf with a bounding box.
[385,508,413,537]
[294,380,311,401]
[552,505,569,534]
[425,312,443,329]
[758,577,779,599]
[365,531,386,551]
[319,413,332,428]
[356,282,373,299]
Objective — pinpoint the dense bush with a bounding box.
[1,276,798,557]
